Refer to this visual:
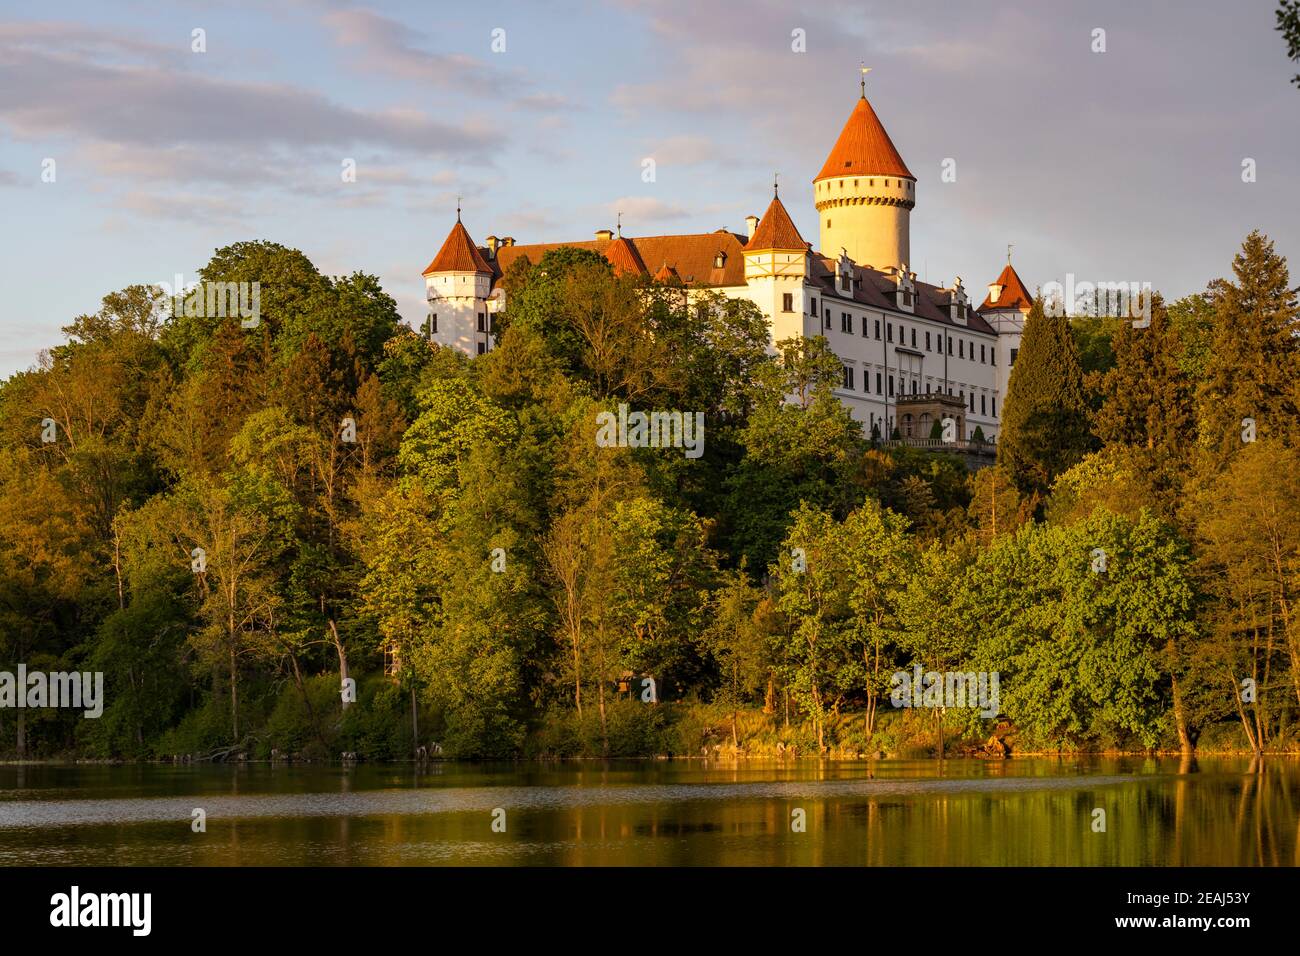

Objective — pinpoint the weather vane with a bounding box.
[773,172,779,198]
[1007,242,1014,265]
[456,195,461,222]
[860,63,872,96]
[616,211,622,237]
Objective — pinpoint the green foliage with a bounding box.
[997,297,1094,502]
[3,231,1297,760]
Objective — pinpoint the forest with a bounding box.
[1,231,1297,761]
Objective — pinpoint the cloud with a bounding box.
[322,8,509,93]
[0,20,499,157]
[643,134,735,168]
[604,196,695,224]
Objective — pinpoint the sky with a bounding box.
[1,0,1297,375]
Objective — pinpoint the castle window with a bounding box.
[869,179,874,187]
[841,312,852,333]
[843,365,854,390]
[876,372,882,393]
[477,312,486,332]
[981,394,987,416]
[992,396,997,416]
[827,218,832,228]
[911,380,917,395]
[809,296,817,314]
[958,340,964,358]
[861,317,869,337]
[782,293,794,312]
[911,328,917,348]
[477,342,486,355]
[925,331,931,351]
[948,337,953,355]
[874,319,881,340]
[854,179,858,187]
[980,343,986,363]
[889,375,895,397]
[427,313,438,335]
[887,323,893,342]
[1010,348,1018,366]
[714,252,726,268]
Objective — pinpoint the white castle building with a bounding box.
[421,85,1033,442]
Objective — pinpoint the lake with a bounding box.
[0,757,1295,866]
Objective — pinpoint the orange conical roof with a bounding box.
[745,195,805,251]
[653,261,681,283]
[604,235,648,276]
[980,262,1033,311]
[422,219,492,275]
[814,94,913,182]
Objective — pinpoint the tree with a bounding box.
[1195,231,1300,468]
[1278,0,1300,87]
[704,571,770,747]
[997,297,1093,502]
[1093,294,1196,516]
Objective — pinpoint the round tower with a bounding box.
[813,81,915,272]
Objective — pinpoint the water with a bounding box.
[0,757,1295,866]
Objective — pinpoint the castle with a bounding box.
[421,83,1033,442]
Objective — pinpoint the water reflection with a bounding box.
[0,757,1295,866]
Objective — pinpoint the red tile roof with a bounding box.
[487,231,749,288]
[604,235,648,276]
[815,95,913,182]
[422,220,492,275]
[979,263,1033,311]
[807,255,998,335]
[745,196,806,251]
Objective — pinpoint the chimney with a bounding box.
[595,229,614,241]
[485,235,499,257]
[745,215,759,238]
[501,236,515,247]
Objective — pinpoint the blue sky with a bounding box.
[1,0,1297,375]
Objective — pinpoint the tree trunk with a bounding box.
[1230,672,1260,754]
[1170,667,1196,755]
[329,619,351,712]
[410,683,419,755]
[229,640,239,742]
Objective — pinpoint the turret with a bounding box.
[813,82,915,272]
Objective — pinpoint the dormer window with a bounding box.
[714,251,726,269]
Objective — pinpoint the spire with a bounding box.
[604,234,647,276]
[773,172,779,199]
[456,195,461,222]
[421,217,492,275]
[745,194,805,251]
[980,261,1033,312]
[815,90,913,182]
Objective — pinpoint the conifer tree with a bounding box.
[1093,294,1195,516]
[996,297,1093,501]
[1195,231,1300,468]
